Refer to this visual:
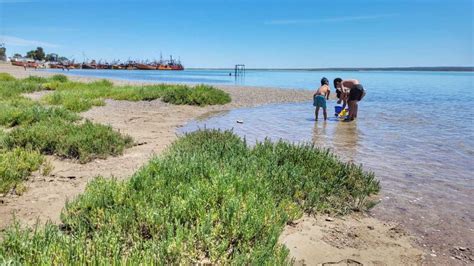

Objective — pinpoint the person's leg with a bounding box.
[323,108,327,120]
[315,107,320,121]
[353,101,358,119]
[341,93,347,109]
[347,101,355,120]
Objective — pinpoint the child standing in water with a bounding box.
[313,77,331,121]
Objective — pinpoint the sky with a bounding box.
[0,0,473,68]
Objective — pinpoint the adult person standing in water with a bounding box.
[334,78,366,121]
[313,77,331,121]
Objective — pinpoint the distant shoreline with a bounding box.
[189,66,474,72]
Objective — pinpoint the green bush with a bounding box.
[0,99,79,127]
[0,148,44,193]
[162,84,231,106]
[0,130,379,264]
[49,74,68,83]
[0,80,43,99]
[0,73,15,82]
[5,119,133,163]
[22,76,48,83]
[42,81,230,112]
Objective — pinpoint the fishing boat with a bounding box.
[136,63,157,70]
[11,60,25,67]
[49,63,63,69]
[82,60,97,69]
[11,58,38,68]
[156,55,184,70]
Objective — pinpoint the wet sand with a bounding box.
[0,64,424,264]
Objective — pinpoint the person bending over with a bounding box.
[333,78,366,121]
[313,77,331,121]
[333,77,349,109]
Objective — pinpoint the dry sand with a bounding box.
[0,64,424,264]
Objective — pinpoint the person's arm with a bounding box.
[326,87,330,100]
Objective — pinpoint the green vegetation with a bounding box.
[0,73,229,194]
[0,130,379,264]
[0,148,43,194]
[0,74,132,193]
[26,47,45,61]
[0,99,79,127]
[42,80,231,112]
[0,73,16,82]
[5,119,133,163]
[162,84,231,106]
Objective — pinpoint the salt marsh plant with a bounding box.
[0,99,79,127]
[4,119,133,163]
[0,148,43,194]
[42,80,231,112]
[0,129,379,264]
[0,74,133,192]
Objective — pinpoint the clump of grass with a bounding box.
[0,80,43,99]
[43,81,230,112]
[0,130,379,264]
[0,73,15,82]
[49,74,68,83]
[22,76,48,83]
[0,99,79,127]
[0,148,44,194]
[0,74,135,191]
[162,84,231,106]
[4,119,133,163]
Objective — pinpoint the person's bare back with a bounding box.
[314,84,330,98]
[341,79,360,92]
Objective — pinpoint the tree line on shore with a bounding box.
[9,47,68,62]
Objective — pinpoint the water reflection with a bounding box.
[312,120,360,162]
[333,121,359,162]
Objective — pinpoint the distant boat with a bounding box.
[156,55,184,70]
[11,58,38,68]
[136,63,157,70]
[157,64,184,70]
[49,63,63,69]
[81,64,95,69]
[11,60,25,67]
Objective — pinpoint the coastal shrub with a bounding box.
[22,76,48,83]
[49,74,68,83]
[42,80,230,111]
[0,148,44,193]
[0,129,379,264]
[0,73,15,82]
[0,99,79,127]
[0,81,43,99]
[162,84,231,106]
[4,119,133,163]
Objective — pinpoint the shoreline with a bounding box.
[0,64,424,264]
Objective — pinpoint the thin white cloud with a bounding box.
[0,35,59,48]
[265,14,398,25]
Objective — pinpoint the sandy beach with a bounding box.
[0,64,424,264]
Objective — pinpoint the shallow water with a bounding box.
[177,71,474,256]
[45,68,471,90]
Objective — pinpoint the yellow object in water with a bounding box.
[338,108,348,118]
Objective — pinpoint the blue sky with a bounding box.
[0,0,472,68]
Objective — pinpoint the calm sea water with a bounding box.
[49,69,474,254]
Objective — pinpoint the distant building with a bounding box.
[0,44,6,61]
